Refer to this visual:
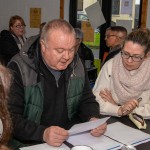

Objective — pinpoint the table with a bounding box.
[65,115,150,150]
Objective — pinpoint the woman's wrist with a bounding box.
[118,106,123,116]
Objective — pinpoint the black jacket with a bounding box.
[0,30,20,64]
[102,45,122,67]
[78,42,94,66]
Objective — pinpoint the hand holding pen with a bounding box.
[119,98,142,116]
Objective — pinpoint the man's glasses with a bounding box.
[105,34,122,39]
[105,34,117,38]
[15,25,25,29]
[121,50,144,62]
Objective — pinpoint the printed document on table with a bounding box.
[67,132,123,150]
[68,117,109,135]
[20,143,70,150]
[105,122,150,146]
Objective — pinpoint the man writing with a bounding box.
[8,19,107,149]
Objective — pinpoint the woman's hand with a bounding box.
[118,99,139,116]
[99,88,117,105]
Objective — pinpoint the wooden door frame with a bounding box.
[140,0,148,28]
[60,0,64,19]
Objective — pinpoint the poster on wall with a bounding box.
[81,21,94,42]
[121,0,133,15]
[30,8,41,28]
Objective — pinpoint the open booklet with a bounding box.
[67,122,150,150]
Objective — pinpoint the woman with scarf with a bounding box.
[0,15,26,65]
[0,65,12,150]
[93,28,150,119]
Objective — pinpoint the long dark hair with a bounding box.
[0,65,12,145]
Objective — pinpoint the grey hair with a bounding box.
[40,19,75,42]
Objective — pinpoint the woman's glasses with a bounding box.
[121,51,144,62]
[15,25,25,29]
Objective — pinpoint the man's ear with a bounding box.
[40,40,46,52]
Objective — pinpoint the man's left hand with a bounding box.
[89,118,107,137]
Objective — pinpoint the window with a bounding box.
[112,0,120,15]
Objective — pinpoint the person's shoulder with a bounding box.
[0,30,11,37]
[27,34,40,42]
[101,58,113,72]
[81,42,90,50]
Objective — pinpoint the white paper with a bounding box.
[85,1,106,29]
[105,122,150,146]
[67,132,123,150]
[68,117,109,135]
[20,143,70,150]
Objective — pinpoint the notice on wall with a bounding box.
[121,0,133,15]
[81,21,94,42]
[85,1,105,29]
[30,8,41,28]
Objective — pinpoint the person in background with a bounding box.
[8,19,107,149]
[102,26,127,66]
[0,15,26,65]
[75,28,94,67]
[0,65,12,150]
[26,22,47,44]
[93,29,150,118]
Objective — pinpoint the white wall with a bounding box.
[64,0,70,21]
[146,0,150,28]
[0,0,61,37]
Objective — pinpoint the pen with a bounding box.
[122,98,142,115]
[137,97,142,102]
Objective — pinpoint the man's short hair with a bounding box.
[106,26,127,35]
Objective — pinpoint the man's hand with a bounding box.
[43,126,69,147]
[89,118,107,137]
[99,88,117,105]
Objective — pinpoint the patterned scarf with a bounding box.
[112,53,150,103]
